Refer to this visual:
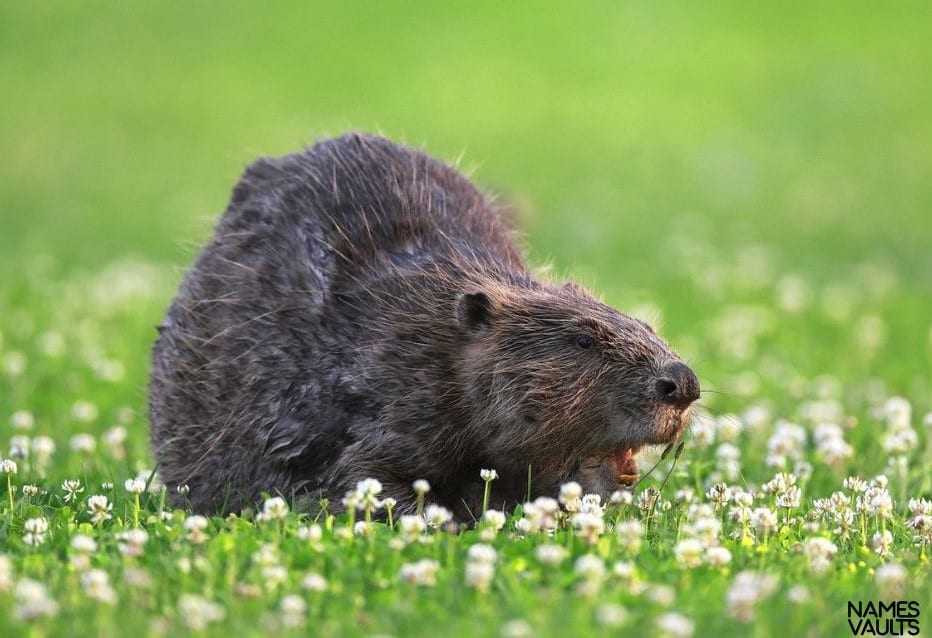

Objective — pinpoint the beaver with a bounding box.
[148,133,700,517]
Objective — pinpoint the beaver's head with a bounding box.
[454,279,699,497]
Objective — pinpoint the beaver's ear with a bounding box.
[455,291,493,331]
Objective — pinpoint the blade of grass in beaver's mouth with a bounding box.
[612,446,641,486]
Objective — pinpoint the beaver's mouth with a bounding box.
[610,445,643,486]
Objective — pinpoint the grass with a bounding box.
[1,2,930,636]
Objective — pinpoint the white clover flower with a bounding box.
[818,437,854,467]
[256,496,289,522]
[875,562,907,598]
[777,275,811,312]
[574,554,605,580]
[522,496,560,532]
[0,554,12,591]
[55,479,80,505]
[803,537,837,575]
[725,571,778,623]
[14,578,59,620]
[732,488,754,508]
[467,543,497,565]
[69,433,96,454]
[10,435,31,460]
[883,396,911,430]
[135,469,163,494]
[177,557,192,574]
[399,559,439,586]
[691,417,716,448]
[705,546,733,567]
[766,420,806,463]
[715,414,744,442]
[297,524,323,543]
[615,519,644,552]
[656,612,694,638]
[750,507,778,535]
[341,488,361,511]
[637,487,661,514]
[353,521,374,538]
[177,594,226,630]
[673,538,704,569]
[412,479,431,495]
[715,443,742,479]
[559,481,583,512]
[0,458,17,475]
[579,493,604,517]
[184,515,210,544]
[682,516,722,547]
[22,517,49,546]
[610,489,634,505]
[72,400,99,423]
[10,410,34,430]
[21,485,40,497]
[480,469,498,481]
[71,534,97,554]
[177,484,190,496]
[500,619,533,638]
[81,569,117,604]
[252,544,279,567]
[103,426,127,459]
[687,503,714,519]
[613,561,635,582]
[124,478,146,495]
[398,514,427,541]
[465,561,495,592]
[302,572,328,592]
[2,351,26,378]
[843,475,867,492]
[595,602,629,627]
[884,428,918,455]
[571,512,605,545]
[482,509,507,531]
[31,435,55,465]
[534,544,566,566]
[871,530,894,557]
[86,495,113,525]
[787,585,809,604]
[762,471,797,495]
[776,486,802,509]
[356,477,383,498]
[116,529,149,557]
[867,487,893,519]
[908,498,931,516]
[512,517,532,536]
[424,504,452,528]
[262,565,288,588]
[706,482,731,507]
[280,594,306,627]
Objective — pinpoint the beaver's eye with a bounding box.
[575,334,593,350]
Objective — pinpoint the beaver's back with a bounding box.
[149,134,524,511]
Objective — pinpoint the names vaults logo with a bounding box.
[848,601,920,636]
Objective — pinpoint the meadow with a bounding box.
[1,2,930,636]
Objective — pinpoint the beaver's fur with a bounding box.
[149,133,699,517]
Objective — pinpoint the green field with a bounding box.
[1,2,930,636]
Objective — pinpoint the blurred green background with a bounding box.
[2,1,930,410]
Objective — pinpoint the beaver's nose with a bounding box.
[655,361,700,408]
